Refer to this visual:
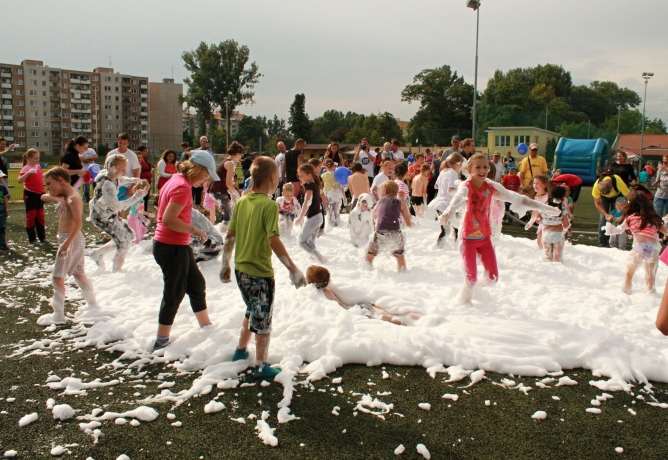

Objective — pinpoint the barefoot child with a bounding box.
[526,175,550,248]
[430,152,464,245]
[127,194,153,244]
[38,167,99,325]
[321,159,346,227]
[88,155,147,272]
[439,154,560,302]
[17,149,47,244]
[347,162,371,210]
[604,191,668,294]
[349,193,374,247]
[221,156,305,378]
[539,185,570,262]
[410,164,430,217]
[276,183,301,236]
[366,181,413,272]
[295,164,328,262]
[305,265,421,326]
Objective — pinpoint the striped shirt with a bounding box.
[626,214,659,239]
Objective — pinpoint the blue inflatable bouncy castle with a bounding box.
[553,138,608,186]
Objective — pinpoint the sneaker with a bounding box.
[152,338,171,352]
[232,348,249,362]
[40,238,49,244]
[253,364,281,379]
[29,240,40,245]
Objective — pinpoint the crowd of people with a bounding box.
[3,131,668,379]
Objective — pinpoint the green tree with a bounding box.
[267,115,286,137]
[602,110,668,135]
[181,40,262,138]
[646,118,668,135]
[234,115,268,150]
[401,65,474,140]
[289,94,311,140]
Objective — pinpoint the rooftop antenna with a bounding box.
[109,55,112,67]
[171,66,174,79]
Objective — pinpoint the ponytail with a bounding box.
[22,148,39,166]
[65,135,88,154]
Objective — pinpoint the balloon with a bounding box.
[117,184,131,201]
[407,155,415,163]
[517,143,528,155]
[87,163,101,179]
[334,166,352,186]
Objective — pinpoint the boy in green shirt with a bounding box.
[220,156,305,379]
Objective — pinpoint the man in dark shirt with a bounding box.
[282,139,305,200]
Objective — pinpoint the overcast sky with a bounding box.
[2,0,667,121]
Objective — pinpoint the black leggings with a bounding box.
[153,241,207,326]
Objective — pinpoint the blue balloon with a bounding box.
[87,163,101,179]
[334,166,352,186]
[117,184,131,201]
[517,143,528,155]
[407,155,415,163]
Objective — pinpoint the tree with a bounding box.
[602,110,668,135]
[289,94,311,140]
[234,115,268,150]
[181,40,262,141]
[267,115,286,137]
[401,65,474,137]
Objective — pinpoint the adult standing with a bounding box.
[592,173,629,247]
[283,138,305,198]
[179,142,190,162]
[151,151,220,351]
[440,135,463,161]
[518,142,549,192]
[107,133,140,179]
[491,152,503,182]
[240,148,253,181]
[79,146,98,202]
[459,138,475,161]
[210,141,243,231]
[503,151,515,167]
[60,136,88,187]
[0,138,15,188]
[274,141,287,196]
[390,139,405,164]
[609,151,636,187]
[190,136,214,206]
[137,145,153,211]
[353,138,376,186]
[653,154,668,219]
[324,141,343,166]
[157,150,178,191]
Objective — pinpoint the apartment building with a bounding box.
[148,78,184,154]
[0,59,149,155]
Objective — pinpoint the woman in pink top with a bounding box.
[17,149,46,244]
[152,151,220,351]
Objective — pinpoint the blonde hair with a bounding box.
[44,166,70,182]
[177,160,206,179]
[441,152,463,171]
[380,180,399,196]
[282,182,294,193]
[251,156,278,188]
[22,148,39,166]
[466,153,489,172]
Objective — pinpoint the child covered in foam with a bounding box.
[348,193,374,248]
[305,265,421,326]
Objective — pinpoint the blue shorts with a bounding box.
[235,270,275,334]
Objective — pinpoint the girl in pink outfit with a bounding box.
[128,199,153,244]
[439,154,559,302]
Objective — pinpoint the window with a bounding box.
[495,135,511,147]
[104,86,111,91]
[43,131,49,137]
[29,100,37,106]
[105,115,112,120]
[41,70,46,76]
[33,141,40,147]
[104,76,111,82]
[30,131,39,137]
[131,134,137,140]
[104,104,111,110]
[115,115,120,120]
[62,73,68,79]
[29,79,37,86]
[29,69,36,75]
[115,87,119,92]
[62,93,68,99]
[513,135,531,146]
[105,133,112,139]
[92,76,98,82]
[43,122,49,127]
[17,121,24,127]
[535,136,539,144]
[61,103,68,109]
[141,133,147,139]
[43,111,48,117]
[115,96,119,101]
[42,81,46,86]
[17,131,25,138]
[62,83,68,89]
[115,77,118,82]
[62,113,68,118]
[42,91,47,96]
[44,141,49,147]
[104,95,111,101]
[29,90,37,96]
[62,123,69,128]
[42,101,47,107]
[105,124,112,129]
[15,68,22,75]
[31,121,39,127]
[17,110,24,116]
[15,90,23,96]
[16,100,24,106]
[14,79,23,85]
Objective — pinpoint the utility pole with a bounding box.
[639,72,654,172]
[467,0,481,143]
[225,92,229,149]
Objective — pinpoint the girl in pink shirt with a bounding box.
[17,149,46,243]
[439,154,559,302]
[604,191,668,294]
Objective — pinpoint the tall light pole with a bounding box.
[467,0,480,143]
[639,72,653,172]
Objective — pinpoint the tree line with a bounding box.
[180,41,666,154]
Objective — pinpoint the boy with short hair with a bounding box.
[502,166,521,223]
[38,167,99,326]
[407,153,425,183]
[221,157,305,379]
[366,180,413,272]
[371,159,395,201]
[0,171,9,251]
[410,164,430,217]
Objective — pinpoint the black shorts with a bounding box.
[410,196,424,206]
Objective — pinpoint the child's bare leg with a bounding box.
[542,242,553,261]
[645,261,658,292]
[112,247,129,273]
[365,253,375,268]
[537,230,543,249]
[553,240,565,263]
[255,332,271,363]
[74,274,99,308]
[237,317,253,350]
[38,277,67,325]
[623,256,641,294]
[396,255,406,273]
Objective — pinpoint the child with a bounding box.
[17,149,47,244]
[295,164,328,262]
[202,182,219,225]
[88,154,147,272]
[0,171,9,251]
[371,159,395,202]
[221,156,305,379]
[394,162,410,209]
[127,194,153,245]
[430,153,464,245]
[276,182,301,237]
[501,165,521,223]
[526,175,550,248]
[305,265,421,326]
[37,167,99,326]
[410,164,430,217]
[439,154,560,302]
[191,208,223,262]
[308,158,327,237]
[639,168,649,188]
[366,181,413,272]
[209,141,243,231]
[604,191,668,294]
[347,162,370,210]
[539,185,570,262]
[608,196,627,250]
[349,193,374,248]
[321,159,346,227]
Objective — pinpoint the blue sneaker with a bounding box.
[232,348,249,362]
[253,364,281,379]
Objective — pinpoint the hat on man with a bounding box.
[597,178,613,195]
[190,150,221,181]
[529,143,539,150]
[451,135,461,142]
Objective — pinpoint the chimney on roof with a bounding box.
[162,78,174,84]
[21,60,44,66]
